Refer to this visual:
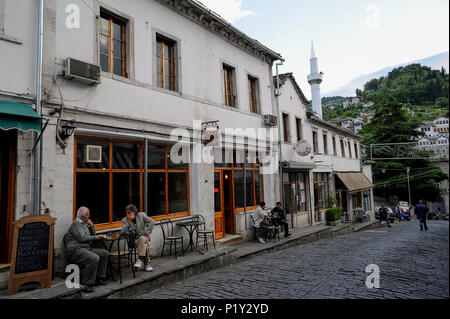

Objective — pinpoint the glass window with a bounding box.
[168,145,188,170]
[76,172,109,225]
[113,142,141,170]
[234,170,244,209]
[168,173,188,214]
[147,173,166,217]
[254,170,263,206]
[245,170,255,207]
[112,173,140,222]
[148,145,166,169]
[76,139,110,170]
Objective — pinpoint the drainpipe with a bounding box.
[275,60,284,206]
[33,0,44,215]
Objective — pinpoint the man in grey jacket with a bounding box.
[121,205,156,272]
[63,206,108,293]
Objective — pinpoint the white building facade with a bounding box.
[0,0,285,278]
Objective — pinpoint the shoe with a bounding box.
[285,233,292,237]
[134,259,144,269]
[145,264,154,272]
[95,279,106,286]
[83,285,95,293]
[258,237,266,244]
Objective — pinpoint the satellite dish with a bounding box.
[295,139,312,157]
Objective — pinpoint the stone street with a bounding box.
[138,220,449,299]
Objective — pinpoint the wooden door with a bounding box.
[0,131,16,264]
[214,171,225,239]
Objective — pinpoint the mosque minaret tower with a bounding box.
[307,42,324,119]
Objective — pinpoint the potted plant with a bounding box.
[325,207,342,226]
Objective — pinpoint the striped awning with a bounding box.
[0,100,42,132]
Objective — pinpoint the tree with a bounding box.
[356,89,363,97]
[360,93,447,203]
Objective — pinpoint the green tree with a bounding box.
[360,93,447,203]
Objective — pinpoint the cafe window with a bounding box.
[233,150,264,211]
[99,9,127,77]
[284,172,309,214]
[74,137,190,229]
[313,173,330,210]
[352,192,363,210]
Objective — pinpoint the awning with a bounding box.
[335,172,374,192]
[0,100,42,132]
[282,161,316,170]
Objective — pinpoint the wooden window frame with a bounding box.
[74,137,190,230]
[284,173,309,214]
[248,76,259,114]
[323,133,328,155]
[156,35,176,91]
[99,10,127,77]
[313,173,330,211]
[282,113,290,143]
[223,65,236,107]
[295,118,302,142]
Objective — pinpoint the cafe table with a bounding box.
[175,220,205,255]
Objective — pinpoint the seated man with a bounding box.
[63,206,108,293]
[271,202,291,237]
[121,204,156,272]
[252,202,270,243]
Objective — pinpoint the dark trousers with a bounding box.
[67,246,108,286]
[273,218,289,236]
[419,216,428,231]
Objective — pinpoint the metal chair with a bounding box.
[108,231,137,284]
[193,214,216,251]
[265,216,281,243]
[160,219,184,259]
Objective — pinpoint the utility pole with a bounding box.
[407,167,411,208]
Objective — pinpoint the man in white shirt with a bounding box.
[252,202,270,243]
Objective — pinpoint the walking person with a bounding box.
[415,200,429,231]
[394,203,403,222]
[378,204,391,228]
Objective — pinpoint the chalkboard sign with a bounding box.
[15,222,50,274]
[8,215,56,295]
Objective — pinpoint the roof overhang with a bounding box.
[155,0,283,63]
[282,161,316,170]
[335,172,374,192]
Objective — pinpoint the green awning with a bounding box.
[0,100,42,132]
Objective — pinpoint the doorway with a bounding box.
[214,169,234,239]
[0,130,16,264]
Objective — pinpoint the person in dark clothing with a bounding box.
[378,205,391,228]
[271,202,291,237]
[415,200,429,231]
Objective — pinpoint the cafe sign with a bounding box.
[294,139,312,157]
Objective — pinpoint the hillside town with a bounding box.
[0,0,448,303]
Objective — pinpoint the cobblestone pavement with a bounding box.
[138,220,449,299]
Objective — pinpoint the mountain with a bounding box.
[324,51,449,97]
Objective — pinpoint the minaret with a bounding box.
[307,42,324,119]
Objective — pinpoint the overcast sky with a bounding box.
[198,0,449,98]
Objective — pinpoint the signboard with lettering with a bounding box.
[8,215,56,295]
[294,139,312,157]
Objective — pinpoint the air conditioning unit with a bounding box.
[64,58,101,85]
[84,145,102,163]
[264,114,278,127]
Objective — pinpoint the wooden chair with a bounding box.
[266,217,281,244]
[159,219,184,259]
[193,214,216,251]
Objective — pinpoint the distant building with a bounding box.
[417,117,449,138]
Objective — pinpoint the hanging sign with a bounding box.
[295,139,312,157]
